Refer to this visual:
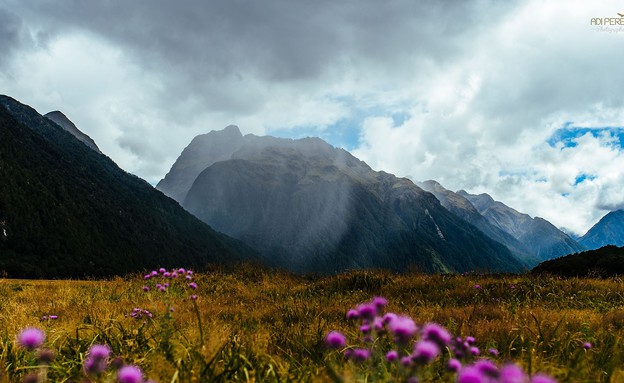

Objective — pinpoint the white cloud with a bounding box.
[1,0,623,234]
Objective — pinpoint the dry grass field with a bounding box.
[1,265,624,382]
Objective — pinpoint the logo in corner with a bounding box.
[590,12,624,27]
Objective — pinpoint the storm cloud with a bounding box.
[1,0,623,235]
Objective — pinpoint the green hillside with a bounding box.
[0,95,260,278]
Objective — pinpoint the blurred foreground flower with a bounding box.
[17,327,45,350]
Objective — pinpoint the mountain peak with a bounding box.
[222,124,242,136]
[44,111,101,154]
[579,210,624,249]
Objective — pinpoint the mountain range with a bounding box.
[418,181,586,266]
[158,126,526,274]
[2,94,623,277]
[0,95,260,278]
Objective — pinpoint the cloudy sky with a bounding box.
[1,1,623,235]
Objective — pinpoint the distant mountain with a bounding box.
[44,111,101,153]
[417,180,538,266]
[457,190,585,262]
[0,95,260,278]
[579,210,624,249]
[157,125,245,203]
[532,245,624,278]
[160,126,526,274]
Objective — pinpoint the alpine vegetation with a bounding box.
[325,297,557,382]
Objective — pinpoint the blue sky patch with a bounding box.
[266,118,362,151]
[574,173,596,186]
[547,124,624,149]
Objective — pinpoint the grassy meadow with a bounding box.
[1,265,624,382]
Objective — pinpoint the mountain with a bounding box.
[44,111,101,153]
[0,95,260,278]
[532,245,624,278]
[157,125,245,203]
[417,180,538,266]
[160,126,526,274]
[579,210,624,249]
[457,190,586,261]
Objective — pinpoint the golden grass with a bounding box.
[1,267,623,382]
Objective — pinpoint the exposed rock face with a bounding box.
[457,190,586,261]
[161,127,526,274]
[44,111,101,154]
[579,210,624,249]
[418,180,538,266]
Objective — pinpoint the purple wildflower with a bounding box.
[457,366,485,383]
[488,347,499,356]
[465,336,476,344]
[475,359,499,378]
[447,358,462,372]
[422,323,452,346]
[190,294,198,300]
[84,356,107,375]
[383,312,398,324]
[17,327,45,350]
[129,308,152,320]
[186,275,193,280]
[178,268,186,274]
[499,364,527,383]
[372,296,388,308]
[360,324,371,334]
[373,317,384,332]
[356,303,377,319]
[163,272,171,278]
[475,284,481,289]
[88,344,111,359]
[117,365,144,383]
[346,309,360,320]
[389,316,417,344]
[469,346,480,356]
[385,350,399,362]
[150,270,158,277]
[583,342,592,350]
[159,268,166,274]
[325,331,347,349]
[189,282,198,290]
[350,348,371,363]
[401,356,413,367]
[187,270,193,275]
[49,315,58,320]
[142,286,149,292]
[413,340,440,363]
[171,272,178,278]
[143,274,151,280]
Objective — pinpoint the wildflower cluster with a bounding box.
[128,307,153,320]
[326,297,559,382]
[142,267,197,300]
[15,327,155,382]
